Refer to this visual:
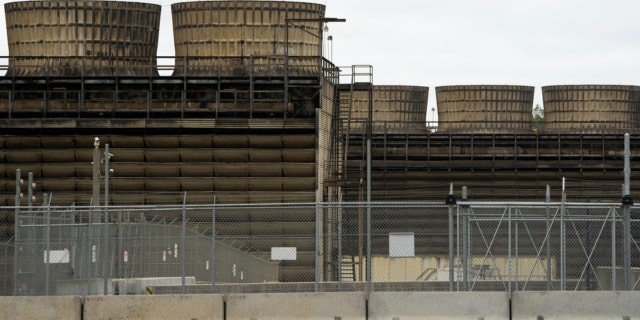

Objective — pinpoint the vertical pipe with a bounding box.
[546,185,551,290]
[13,169,20,295]
[315,201,320,292]
[211,198,216,294]
[181,192,187,294]
[45,200,51,296]
[103,144,110,295]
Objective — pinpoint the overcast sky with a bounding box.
[1,0,639,115]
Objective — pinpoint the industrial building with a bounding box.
[1,0,639,290]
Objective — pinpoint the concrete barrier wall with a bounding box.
[0,296,82,320]
[512,291,640,320]
[5,291,640,320]
[83,294,224,320]
[368,292,510,320]
[226,292,366,320]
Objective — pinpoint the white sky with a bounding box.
[1,0,639,115]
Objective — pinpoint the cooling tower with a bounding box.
[4,0,161,76]
[542,85,640,134]
[340,85,429,134]
[436,85,535,134]
[171,1,326,76]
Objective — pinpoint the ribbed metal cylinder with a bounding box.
[542,85,640,134]
[340,85,429,134]
[4,0,161,76]
[171,1,325,76]
[436,85,535,134]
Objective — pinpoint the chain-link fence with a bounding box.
[1,200,639,296]
[458,202,640,292]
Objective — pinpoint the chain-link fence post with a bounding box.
[546,185,552,290]
[315,201,320,292]
[461,186,469,291]
[611,205,617,291]
[622,132,633,291]
[560,178,566,291]
[87,205,94,296]
[446,183,456,291]
[211,201,216,294]
[507,205,512,296]
[623,201,632,290]
[181,192,187,294]
[102,144,111,295]
[14,168,20,295]
[337,199,343,289]
[45,198,51,296]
